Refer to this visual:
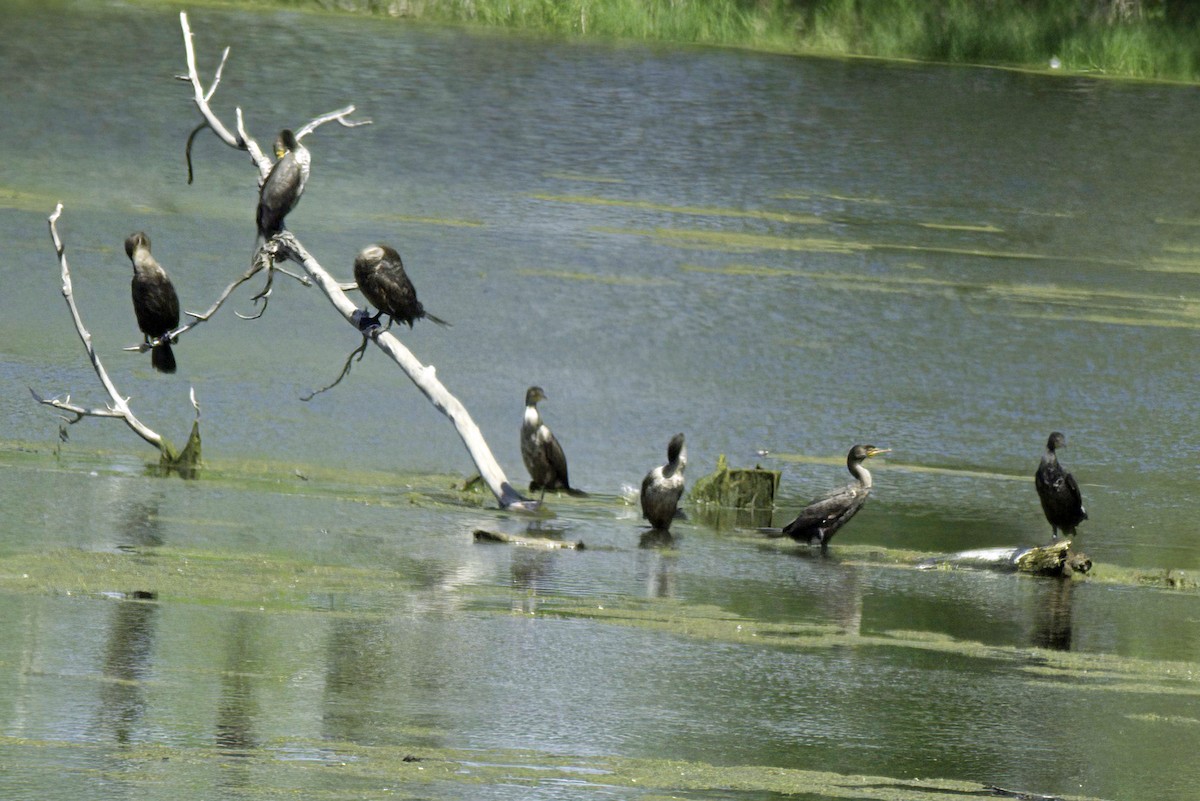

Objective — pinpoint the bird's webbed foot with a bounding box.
[352,308,383,333]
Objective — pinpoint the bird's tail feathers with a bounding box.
[565,487,589,498]
[152,342,176,374]
[426,311,451,327]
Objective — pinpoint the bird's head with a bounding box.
[525,386,546,407]
[667,432,686,465]
[355,245,387,271]
[277,129,299,155]
[1046,431,1066,451]
[850,444,890,464]
[124,231,150,259]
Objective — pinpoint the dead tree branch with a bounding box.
[277,234,530,509]
[178,12,531,510]
[39,204,200,470]
[301,336,370,402]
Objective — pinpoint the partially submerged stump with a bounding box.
[155,419,202,479]
[917,540,1091,577]
[691,454,779,529]
[473,529,584,550]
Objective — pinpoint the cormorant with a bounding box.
[354,244,449,329]
[781,444,889,547]
[1035,432,1087,540]
[125,232,180,374]
[640,433,687,531]
[521,386,587,498]
[256,129,309,241]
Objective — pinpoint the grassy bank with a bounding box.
[254,0,1200,82]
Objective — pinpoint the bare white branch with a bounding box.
[181,11,369,186]
[205,46,230,103]
[119,247,280,353]
[276,233,533,510]
[29,387,125,423]
[295,106,372,141]
[179,15,527,510]
[179,12,242,151]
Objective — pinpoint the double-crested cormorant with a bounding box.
[125,232,180,374]
[1035,431,1087,540]
[256,129,309,240]
[520,386,586,498]
[354,244,449,329]
[640,433,687,531]
[782,444,889,547]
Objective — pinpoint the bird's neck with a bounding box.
[850,461,872,488]
[523,405,541,428]
[131,251,164,280]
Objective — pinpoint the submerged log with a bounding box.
[473,529,584,550]
[917,540,1090,577]
[691,454,780,529]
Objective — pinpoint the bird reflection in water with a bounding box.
[116,496,166,551]
[636,546,677,599]
[1031,577,1075,651]
[786,552,865,633]
[216,614,261,766]
[509,541,559,615]
[95,597,159,745]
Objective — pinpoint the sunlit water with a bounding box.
[2,2,1199,799]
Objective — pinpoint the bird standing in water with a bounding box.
[256,129,309,241]
[779,444,889,547]
[520,386,586,498]
[125,232,180,374]
[354,244,449,330]
[1035,431,1087,540]
[640,433,687,531]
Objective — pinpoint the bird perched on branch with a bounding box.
[1035,431,1087,540]
[125,232,180,374]
[256,129,309,241]
[353,244,449,330]
[641,433,687,531]
[520,386,587,499]
[776,444,889,547]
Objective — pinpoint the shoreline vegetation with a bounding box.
[204,0,1200,82]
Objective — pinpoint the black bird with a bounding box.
[354,244,449,329]
[521,386,587,498]
[780,444,890,547]
[1035,431,1087,540]
[125,232,180,374]
[256,129,309,241]
[640,433,687,531]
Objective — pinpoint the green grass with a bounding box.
[246,0,1200,82]
[796,0,1200,79]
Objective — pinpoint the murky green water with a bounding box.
[2,2,1199,799]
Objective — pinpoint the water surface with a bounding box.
[1,3,1199,799]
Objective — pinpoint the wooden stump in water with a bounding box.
[691,454,780,528]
